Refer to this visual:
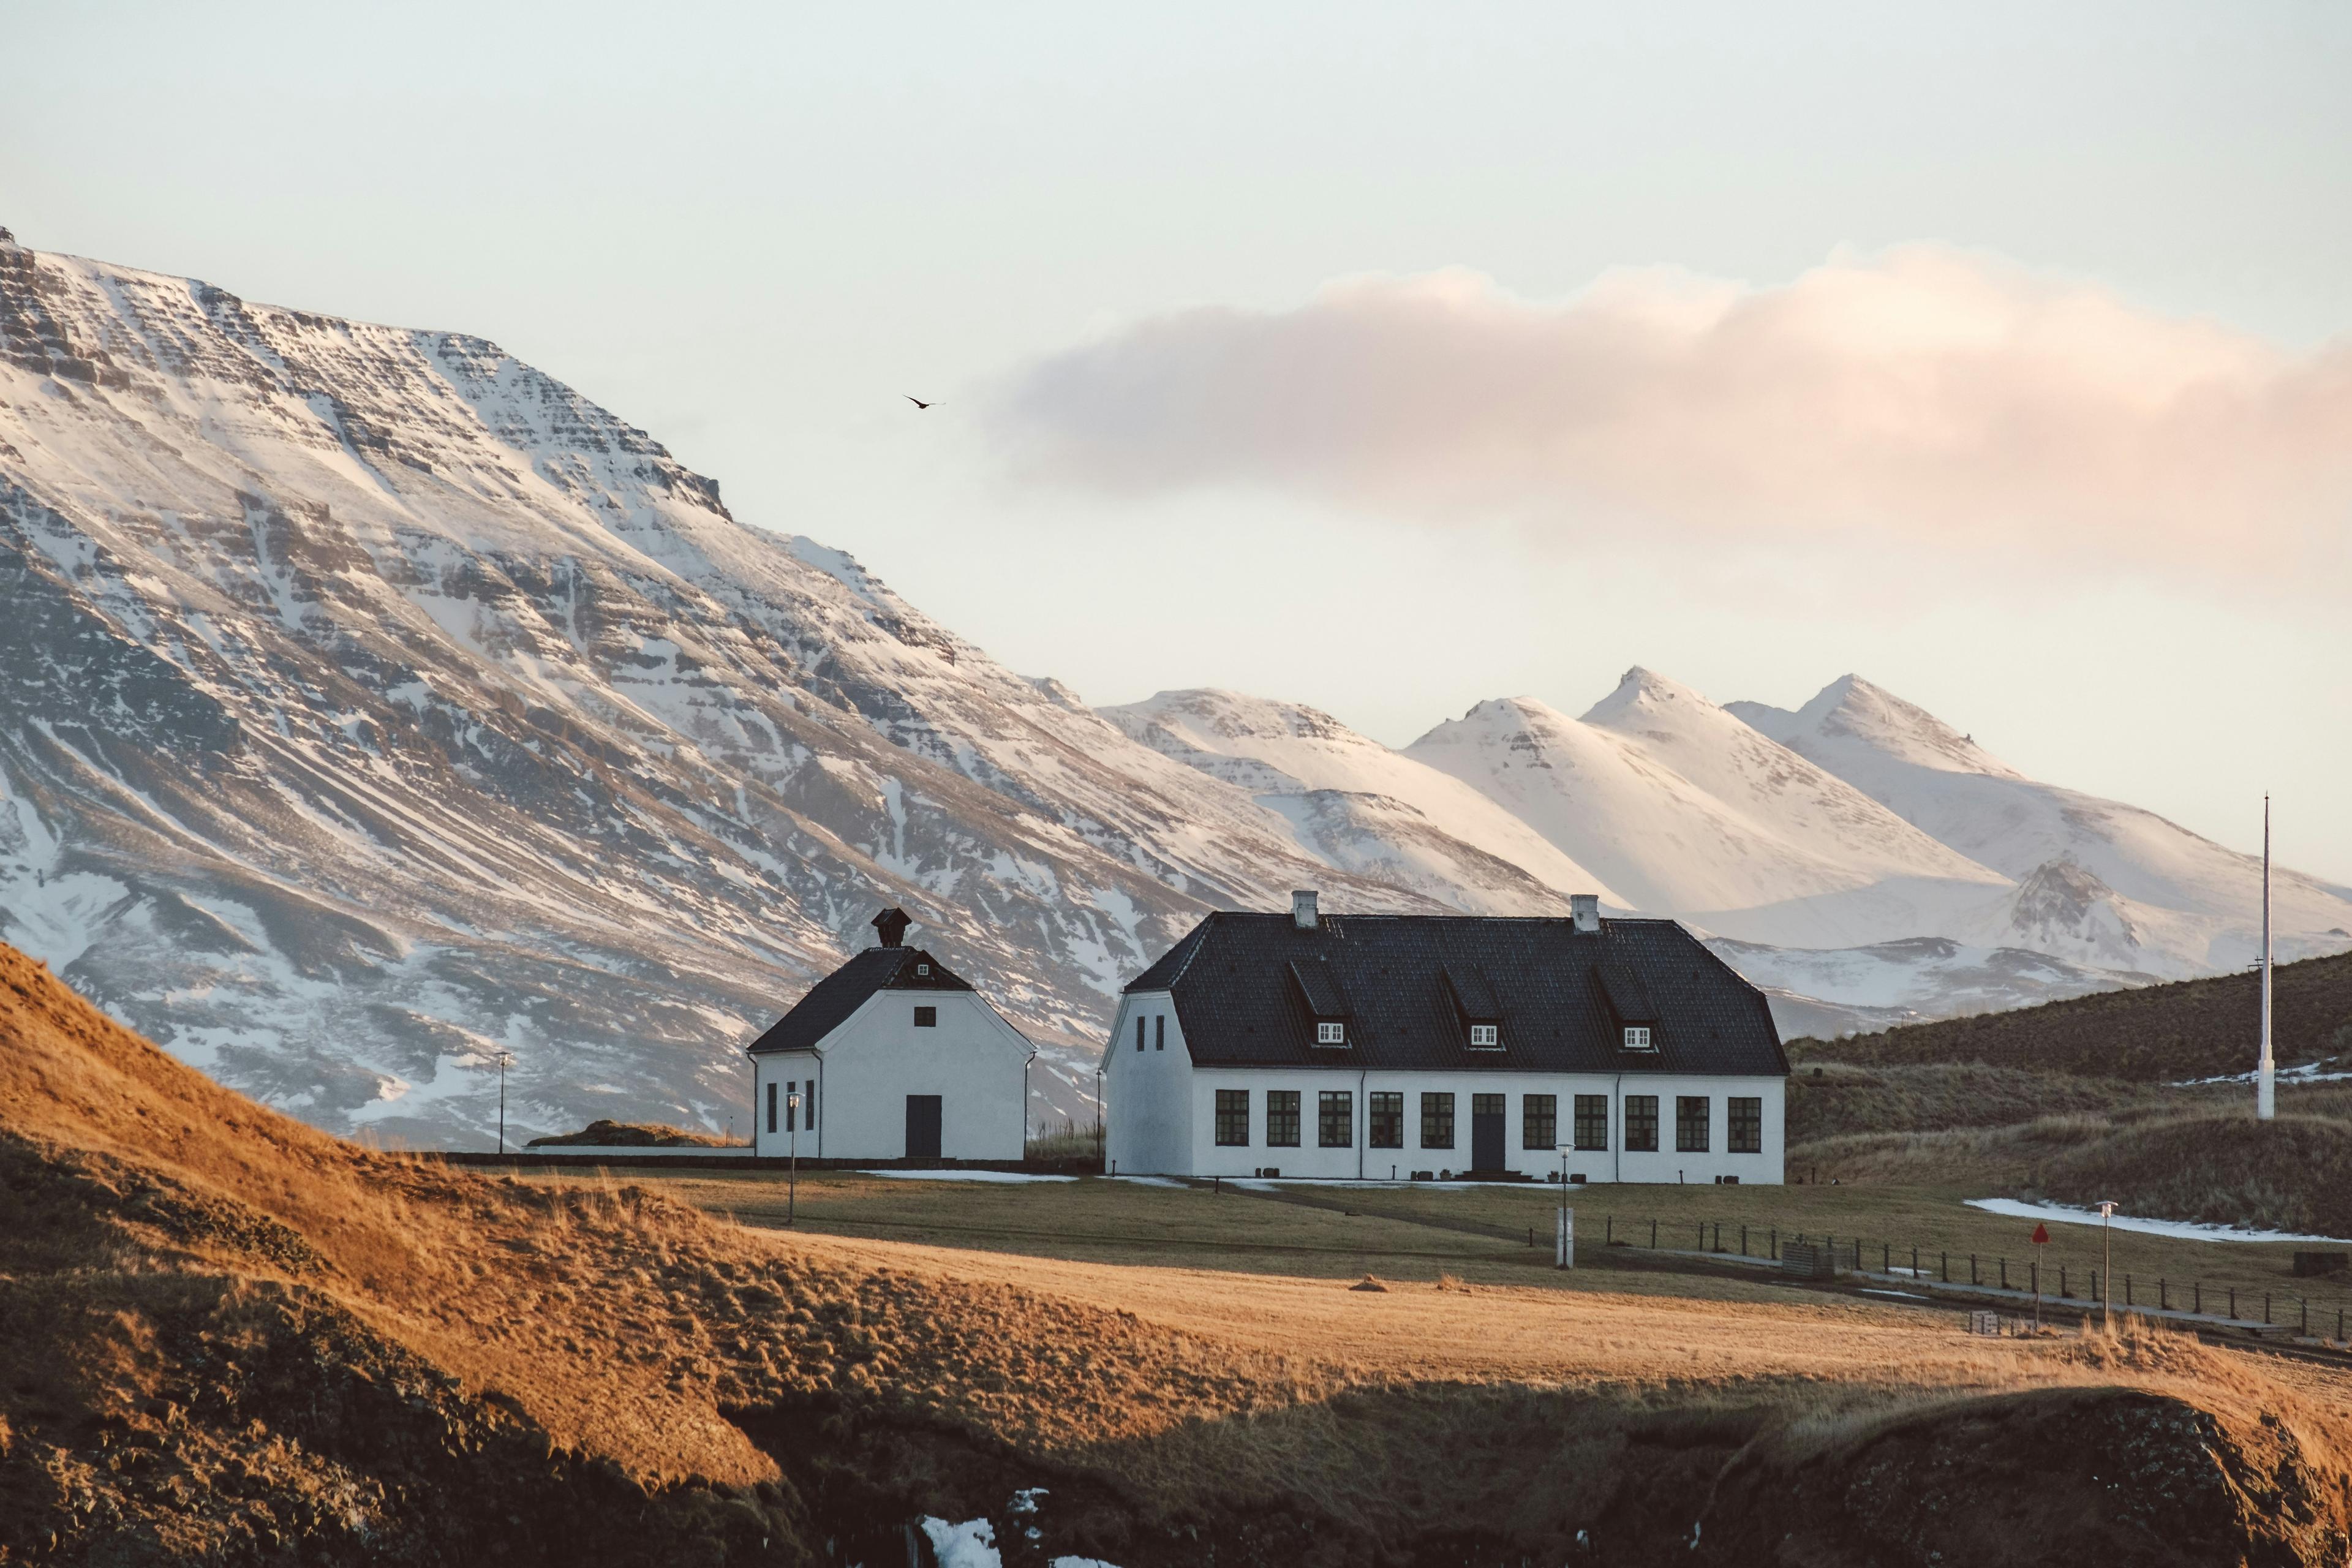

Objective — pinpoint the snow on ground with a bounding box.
[1109,1175,1189,1188]
[857,1169,1078,1185]
[2172,1061,2352,1087]
[1966,1197,2352,1247]
[919,1513,1123,1568]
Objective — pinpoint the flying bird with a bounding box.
[905,396,933,410]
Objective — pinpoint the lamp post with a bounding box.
[2097,1200,2116,1332]
[786,1088,802,1227]
[1555,1144,1574,1268]
[493,1049,514,1155]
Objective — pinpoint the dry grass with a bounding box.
[524,1117,737,1148]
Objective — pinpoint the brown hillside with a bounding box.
[1792,950,2352,1082]
[8,940,2352,1565]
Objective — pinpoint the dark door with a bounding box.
[905,1094,943,1159]
[1471,1093,1506,1172]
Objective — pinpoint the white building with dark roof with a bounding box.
[745,908,1036,1161]
[1104,892,1788,1183]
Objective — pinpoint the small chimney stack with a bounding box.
[1291,889,1320,930]
[872,907,913,948]
[1570,894,1600,934]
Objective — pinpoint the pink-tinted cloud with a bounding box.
[989,247,2352,582]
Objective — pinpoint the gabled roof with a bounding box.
[1121,911,1785,1077]
[747,945,974,1055]
[1287,957,1350,1019]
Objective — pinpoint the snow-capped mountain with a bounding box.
[7,230,2345,1140]
[1730,676,2352,978]
[0,230,1449,1145]
[1403,673,2011,949]
[1100,688,1613,914]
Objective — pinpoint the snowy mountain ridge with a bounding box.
[3,230,2345,1144]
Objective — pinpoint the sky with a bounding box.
[4,1,2349,880]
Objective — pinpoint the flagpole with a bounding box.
[2258,794,2274,1123]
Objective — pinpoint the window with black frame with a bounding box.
[1266,1090,1300,1147]
[1624,1094,1659,1152]
[1368,1091,1403,1148]
[1420,1091,1455,1148]
[1676,1095,1711,1152]
[1318,1090,1353,1148]
[1728,1096,1762,1153]
[1215,1088,1250,1146]
[1521,1093,1556,1150]
[1574,1093,1609,1151]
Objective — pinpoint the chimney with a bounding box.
[871,907,913,948]
[1291,889,1319,930]
[1570,894,1600,934]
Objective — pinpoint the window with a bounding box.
[1420,1091,1455,1149]
[1368,1091,1403,1148]
[916,963,930,975]
[1468,1023,1499,1049]
[1624,1095,1659,1152]
[1267,1091,1301,1147]
[766,1080,777,1134]
[785,1080,797,1132]
[1155,1015,1166,1050]
[1135,1016,1145,1052]
[1574,1095,1609,1152]
[805,1078,816,1130]
[1522,1093,1556,1150]
[1623,1026,1653,1051]
[1215,1089,1250,1147]
[1676,1096,1711,1153]
[1318,1090,1354,1147]
[1316,1020,1346,1046]
[914,1006,937,1028]
[1728,1096,1762,1154]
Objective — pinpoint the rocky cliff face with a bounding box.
[0,234,1441,1145]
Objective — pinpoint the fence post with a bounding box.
[1771,1226,1777,1261]
[2195,1281,2201,1315]
[2301,1298,2307,1334]
[2000,1257,2008,1291]
[1715,1222,1722,1252]
[2060,1265,2068,1298]
[1970,1254,1978,1286]
[1883,1242,1890,1272]
[2265,1292,2271,1325]
[1651,1219,1657,1248]
[1912,1246,1919,1277]
[1741,1224,1747,1256]
[1942,1251,1949,1283]
[2125,1274,2133,1308]
[1606,1215,1613,1245]
[2230,1287,2236,1319]
[2160,1279,2168,1312]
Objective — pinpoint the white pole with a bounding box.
[2259,794,2275,1123]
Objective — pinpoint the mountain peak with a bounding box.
[1792,674,2018,778]
[1578,665,1710,726]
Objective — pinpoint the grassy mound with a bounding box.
[526,1118,733,1148]
[1791,949,2352,1082]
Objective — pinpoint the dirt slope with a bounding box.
[6,939,2352,1565]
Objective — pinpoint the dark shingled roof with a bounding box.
[1123,912,1785,1077]
[747,945,973,1055]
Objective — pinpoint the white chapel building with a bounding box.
[746,908,1035,1161]
[1104,892,1789,1183]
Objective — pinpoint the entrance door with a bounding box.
[905,1095,943,1159]
[1471,1093,1506,1172]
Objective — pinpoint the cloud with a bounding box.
[987,247,2352,583]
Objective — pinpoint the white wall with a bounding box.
[1118,1058,1782,1183]
[1102,990,1193,1175]
[751,989,1033,1160]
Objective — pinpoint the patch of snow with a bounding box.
[1108,1175,1188,1189]
[1966,1198,2352,1246]
[919,1517,1000,1568]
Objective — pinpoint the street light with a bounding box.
[493,1049,514,1155]
[2096,1199,2117,1332]
[1555,1144,1574,1268]
[786,1088,802,1227]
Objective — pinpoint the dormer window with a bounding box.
[1316,1021,1347,1046]
[1468,1023,1499,1049]
[916,963,930,976]
[1623,1025,1653,1051]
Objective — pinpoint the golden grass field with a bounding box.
[10,931,2352,1565]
